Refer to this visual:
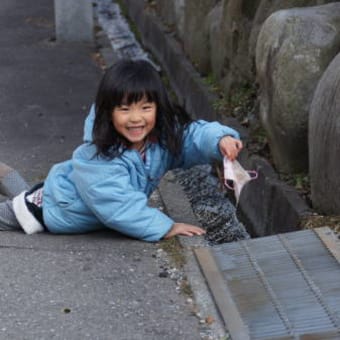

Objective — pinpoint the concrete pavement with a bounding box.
[0,0,100,182]
[0,0,223,339]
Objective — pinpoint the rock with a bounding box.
[249,0,338,58]
[158,271,169,278]
[182,0,216,74]
[309,52,340,214]
[205,315,215,325]
[154,0,186,38]
[173,165,249,245]
[237,156,312,236]
[256,3,340,173]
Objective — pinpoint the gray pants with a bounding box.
[0,162,29,231]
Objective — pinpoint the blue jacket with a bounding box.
[42,107,240,241]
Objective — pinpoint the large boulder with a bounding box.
[249,0,339,59]
[181,0,218,74]
[154,0,186,38]
[207,0,262,92]
[155,0,218,74]
[256,3,340,173]
[309,52,340,215]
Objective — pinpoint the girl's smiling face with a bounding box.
[112,97,157,150]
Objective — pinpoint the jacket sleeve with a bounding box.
[83,104,95,143]
[74,163,174,242]
[178,120,240,169]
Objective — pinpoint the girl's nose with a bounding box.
[130,110,142,122]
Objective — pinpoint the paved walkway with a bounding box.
[0,0,101,183]
[0,0,217,338]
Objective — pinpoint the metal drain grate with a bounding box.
[195,227,340,340]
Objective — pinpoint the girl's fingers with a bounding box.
[220,137,243,160]
[166,223,206,238]
[188,227,206,236]
[182,231,195,236]
[181,227,205,237]
[236,140,243,149]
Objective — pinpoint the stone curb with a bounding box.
[158,172,227,338]
[123,0,313,237]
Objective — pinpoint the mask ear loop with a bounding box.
[224,179,235,190]
[247,170,258,180]
[223,170,258,190]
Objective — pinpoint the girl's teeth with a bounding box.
[128,127,143,135]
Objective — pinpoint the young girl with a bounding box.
[0,59,243,241]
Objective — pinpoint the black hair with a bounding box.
[92,59,192,159]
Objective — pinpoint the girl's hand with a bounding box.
[164,223,206,239]
[219,136,243,161]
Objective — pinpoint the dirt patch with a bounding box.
[300,215,340,236]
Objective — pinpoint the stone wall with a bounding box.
[153,0,338,93]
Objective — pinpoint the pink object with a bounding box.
[223,157,258,203]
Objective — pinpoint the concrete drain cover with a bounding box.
[195,227,340,339]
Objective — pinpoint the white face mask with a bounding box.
[223,157,258,204]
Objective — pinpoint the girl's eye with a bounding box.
[142,105,153,110]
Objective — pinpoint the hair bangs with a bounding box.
[118,90,157,106]
[113,69,159,107]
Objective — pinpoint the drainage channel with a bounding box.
[195,227,340,339]
[94,0,158,69]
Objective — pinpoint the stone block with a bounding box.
[309,52,340,214]
[237,156,312,237]
[54,0,93,42]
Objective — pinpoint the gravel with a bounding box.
[173,165,250,245]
